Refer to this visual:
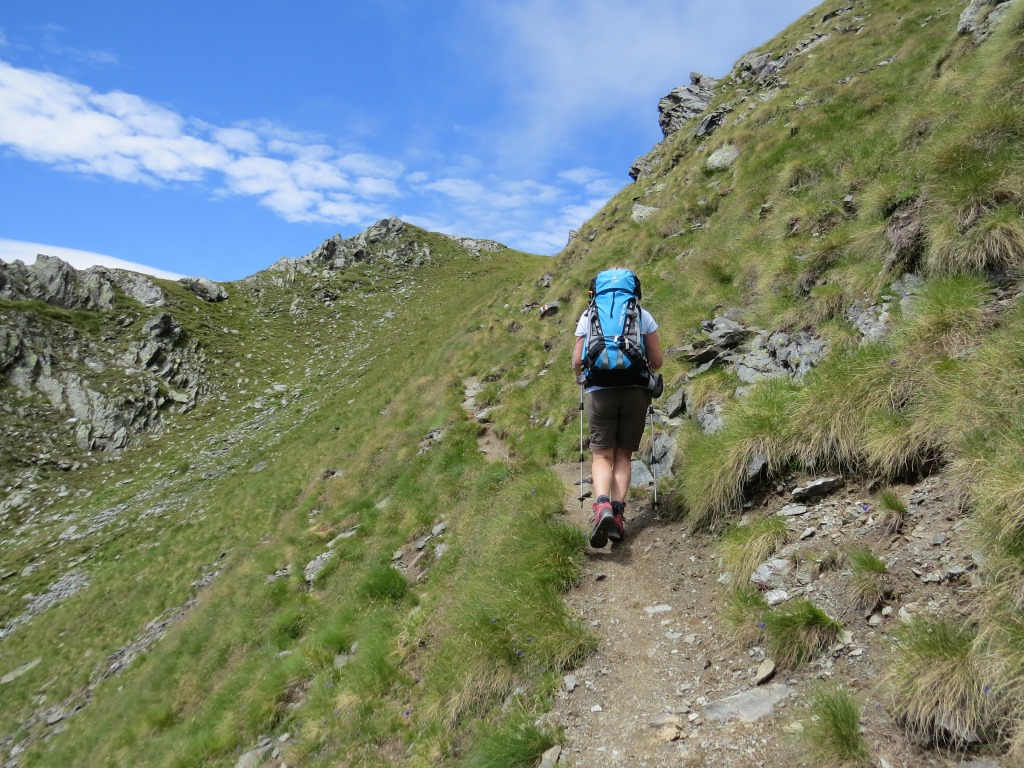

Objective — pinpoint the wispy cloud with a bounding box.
[0,57,623,256]
[0,60,402,226]
[38,23,117,66]
[476,0,819,163]
[0,239,185,280]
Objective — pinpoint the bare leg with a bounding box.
[591,447,616,499]
[610,447,633,502]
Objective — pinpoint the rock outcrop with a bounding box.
[630,74,720,181]
[958,0,1018,43]
[179,276,228,302]
[0,255,165,310]
[266,217,437,277]
[657,73,720,139]
[0,257,206,454]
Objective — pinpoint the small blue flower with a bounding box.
[527,636,534,643]
[404,709,411,717]
[491,617,498,623]
[759,621,766,628]
[515,649,525,657]
[890,360,899,365]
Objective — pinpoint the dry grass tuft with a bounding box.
[887,618,997,751]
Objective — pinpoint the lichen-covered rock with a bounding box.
[706,144,739,171]
[179,276,229,302]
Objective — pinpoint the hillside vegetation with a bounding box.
[1,0,1023,766]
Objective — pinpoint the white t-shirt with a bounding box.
[575,307,658,337]
[575,307,659,392]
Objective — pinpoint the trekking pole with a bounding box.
[649,403,659,512]
[578,382,586,508]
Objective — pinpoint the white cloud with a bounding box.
[0,239,185,280]
[0,60,403,227]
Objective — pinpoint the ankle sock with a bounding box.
[596,495,611,505]
[611,501,625,514]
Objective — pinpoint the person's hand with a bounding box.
[576,374,587,385]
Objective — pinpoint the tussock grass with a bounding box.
[763,599,843,669]
[887,618,997,750]
[876,488,909,535]
[801,683,872,766]
[679,378,798,529]
[460,712,560,768]
[724,585,769,648]
[719,515,792,587]
[846,546,890,611]
[789,342,901,472]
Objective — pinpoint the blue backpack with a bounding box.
[581,269,650,387]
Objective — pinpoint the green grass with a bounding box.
[801,683,872,767]
[846,546,890,612]
[459,712,560,768]
[723,585,769,648]
[763,599,843,669]
[678,378,799,529]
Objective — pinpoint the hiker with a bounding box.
[572,268,663,548]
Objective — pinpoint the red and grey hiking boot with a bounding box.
[608,501,626,543]
[589,500,615,549]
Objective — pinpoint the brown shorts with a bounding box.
[586,387,651,452]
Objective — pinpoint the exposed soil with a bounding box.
[544,463,1002,768]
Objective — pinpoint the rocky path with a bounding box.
[546,463,795,767]
[464,379,999,768]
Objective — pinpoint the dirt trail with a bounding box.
[547,463,790,768]
[462,378,988,767]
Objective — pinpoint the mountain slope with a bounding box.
[2,1,1024,766]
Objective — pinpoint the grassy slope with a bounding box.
[4,0,1024,764]
[2,232,598,767]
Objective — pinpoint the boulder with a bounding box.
[696,401,725,434]
[704,683,793,723]
[706,144,739,171]
[664,388,686,419]
[696,107,732,138]
[630,460,655,487]
[791,476,843,501]
[179,276,229,302]
[632,204,659,223]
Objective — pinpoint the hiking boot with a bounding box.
[608,512,625,543]
[589,501,615,549]
[608,501,626,543]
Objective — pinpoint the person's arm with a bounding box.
[645,330,663,372]
[573,336,585,379]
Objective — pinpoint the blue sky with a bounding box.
[0,1,821,281]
